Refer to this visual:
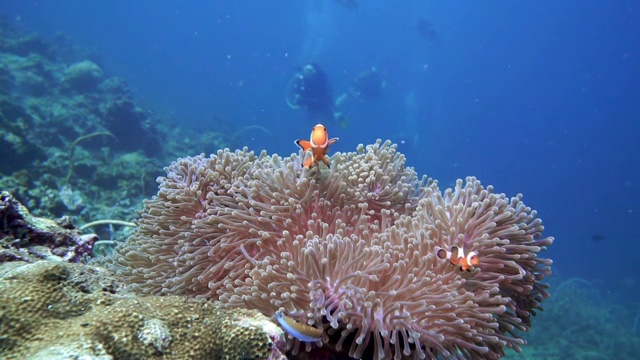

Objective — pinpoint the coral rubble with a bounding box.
[0,260,287,360]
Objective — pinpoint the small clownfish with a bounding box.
[295,124,338,169]
[275,310,323,342]
[436,245,480,272]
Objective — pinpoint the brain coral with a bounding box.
[103,140,553,359]
[0,260,286,360]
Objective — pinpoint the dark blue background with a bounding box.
[4,1,639,298]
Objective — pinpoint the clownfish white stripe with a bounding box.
[275,311,322,342]
[436,245,480,272]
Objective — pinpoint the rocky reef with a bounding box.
[0,191,97,263]
[0,260,287,360]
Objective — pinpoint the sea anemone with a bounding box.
[103,140,553,359]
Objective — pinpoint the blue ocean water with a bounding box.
[4,0,639,353]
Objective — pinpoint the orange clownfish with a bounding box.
[436,245,480,272]
[295,124,338,169]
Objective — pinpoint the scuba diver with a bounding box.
[286,63,385,128]
[335,66,386,107]
[285,62,336,123]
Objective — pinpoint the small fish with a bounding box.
[295,124,338,169]
[275,311,323,342]
[591,234,606,241]
[437,245,479,272]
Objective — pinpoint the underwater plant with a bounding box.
[101,140,553,359]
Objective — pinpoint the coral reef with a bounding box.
[103,97,162,155]
[0,20,165,227]
[0,19,238,236]
[0,260,287,360]
[0,191,97,263]
[512,277,640,359]
[102,140,553,359]
[63,60,104,91]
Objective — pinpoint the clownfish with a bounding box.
[295,124,338,169]
[436,245,480,272]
